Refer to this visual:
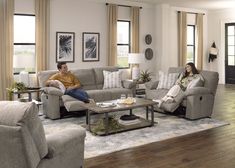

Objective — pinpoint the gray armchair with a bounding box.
[145,67,219,120]
[0,101,86,168]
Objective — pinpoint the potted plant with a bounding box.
[138,70,152,83]
[6,82,27,100]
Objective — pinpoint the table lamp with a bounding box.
[128,53,144,80]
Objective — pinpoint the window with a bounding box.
[226,24,235,66]
[13,14,35,74]
[117,20,130,68]
[187,25,195,63]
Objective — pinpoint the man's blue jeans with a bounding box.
[65,88,89,102]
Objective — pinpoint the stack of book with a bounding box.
[118,114,141,125]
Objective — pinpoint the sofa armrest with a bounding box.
[145,80,159,90]
[184,87,212,96]
[45,127,86,158]
[122,80,136,89]
[42,87,64,96]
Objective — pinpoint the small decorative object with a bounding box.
[145,48,153,60]
[92,116,122,134]
[139,70,152,83]
[145,34,152,45]
[6,82,27,100]
[56,32,75,63]
[82,32,100,62]
[209,41,218,63]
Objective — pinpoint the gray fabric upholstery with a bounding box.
[71,69,97,90]
[145,67,219,120]
[93,66,119,89]
[145,81,159,90]
[38,66,135,119]
[0,101,86,168]
[38,70,58,87]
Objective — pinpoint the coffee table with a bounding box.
[83,98,157,136]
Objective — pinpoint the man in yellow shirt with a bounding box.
[46,62,90,103]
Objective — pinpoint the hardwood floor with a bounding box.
[85,84,235,168]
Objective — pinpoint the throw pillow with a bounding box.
[103,70,122,89]
[157,71,179,89]
[49,80,66,93]
[187,74,204,89]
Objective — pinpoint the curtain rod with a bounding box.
[178,11,205,15]
[106,3,142,9]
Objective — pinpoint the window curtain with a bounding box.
[178,11,187,67]
[35,0,50,72]
[107,4,117,66]
[195,13,203,70]
[130,7,140,53]
[0,0,14,100]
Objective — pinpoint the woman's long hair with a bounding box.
[183,62,199,78]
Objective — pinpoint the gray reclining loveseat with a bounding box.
[145,67,219,120]
[38,66,136,119]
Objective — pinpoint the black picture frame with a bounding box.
[56,32,75,63]
[82,32,100,62]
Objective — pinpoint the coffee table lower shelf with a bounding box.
[87,117,155,136]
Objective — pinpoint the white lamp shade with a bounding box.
[128,53,144,64]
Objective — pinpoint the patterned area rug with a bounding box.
[41,109,228,159]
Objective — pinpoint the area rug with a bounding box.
[41,109,228,159]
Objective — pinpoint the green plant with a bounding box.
[139,70,152,83]
[6,82,27,100]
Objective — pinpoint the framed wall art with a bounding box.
[82,32,100,62]
[56,32,75,62]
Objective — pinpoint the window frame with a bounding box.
[186,25,196,63]
[13,13,36,75]
[117,20,131,69]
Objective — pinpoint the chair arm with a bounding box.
[122,80,136,89]
[45,127,86,158]
[42,87,64,96]
[145,80,159,90]
[184,87,212,96]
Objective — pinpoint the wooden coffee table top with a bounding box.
[83,98,157,113]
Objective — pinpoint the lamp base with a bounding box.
[132,66,140,80]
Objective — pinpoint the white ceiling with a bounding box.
[126,0,235,10]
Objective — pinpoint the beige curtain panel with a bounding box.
[196,13,204,70]
[0,0,14,100]
[131,7,140,53]
[178,11,187,67]
[35,0,50,72]
[107,4,117,66]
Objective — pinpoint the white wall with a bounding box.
[49,0,156,75]
[154,4,208,77]
[207,8,235,84]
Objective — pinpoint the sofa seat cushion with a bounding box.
[86,90,112,102]
[108,88,132,100]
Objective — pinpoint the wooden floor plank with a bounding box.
[85,84,235,168]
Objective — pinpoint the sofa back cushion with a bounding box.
[38,70,58,87]
[71,69,96,90]
[93,66,119,89]
[157,71,179,89]
[0,101,48,168]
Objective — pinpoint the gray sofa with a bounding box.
[38,66,136,119]
[0,101,86,168]
[145,67,219,120]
